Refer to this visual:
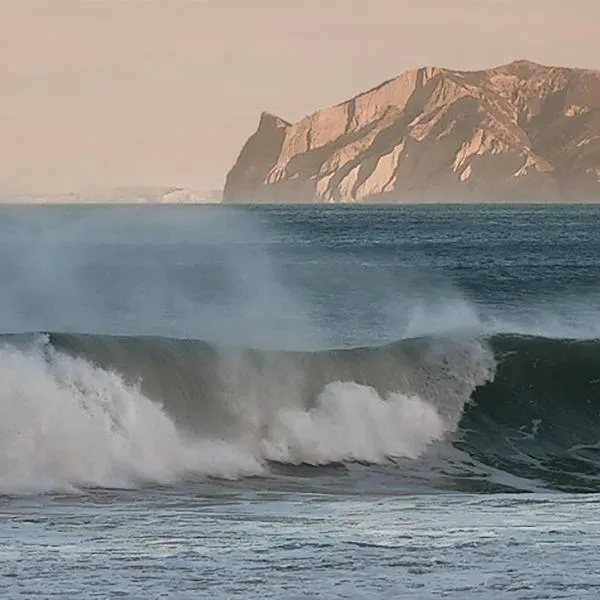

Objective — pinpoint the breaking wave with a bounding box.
[1,331,600,494]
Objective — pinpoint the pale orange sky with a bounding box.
[2,0,599,193]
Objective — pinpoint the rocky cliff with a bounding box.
[223,60,600,203]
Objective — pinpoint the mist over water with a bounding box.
[2,204,599,344]
[0,206,324,347]
[2,204,600,495]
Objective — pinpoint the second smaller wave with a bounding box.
[260,381,446,465]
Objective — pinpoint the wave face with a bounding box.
[1,331,600,494]
[460,335,600,492]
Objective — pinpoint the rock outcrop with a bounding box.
[223,60,600,203]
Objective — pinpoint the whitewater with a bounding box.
[2,204,600,598]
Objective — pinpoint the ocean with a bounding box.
[1,204,600,598]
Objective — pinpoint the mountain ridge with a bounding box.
[223,60,600,203]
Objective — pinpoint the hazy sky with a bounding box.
[2,0,599,193]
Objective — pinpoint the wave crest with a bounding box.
[4,331,600,494]
[0,343,264,494]
[0,332,493,494]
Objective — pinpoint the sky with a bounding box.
[2,0,599,194]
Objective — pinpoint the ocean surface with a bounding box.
[1,204,600,598]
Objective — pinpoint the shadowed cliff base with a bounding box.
[223,60,600,204]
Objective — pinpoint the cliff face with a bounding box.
[223,60,600,203]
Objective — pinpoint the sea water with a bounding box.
[1,204,600,598]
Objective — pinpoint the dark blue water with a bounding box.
[1,204,599,344]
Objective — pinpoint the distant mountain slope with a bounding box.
[3,187,223,204]
[223,60,600,203]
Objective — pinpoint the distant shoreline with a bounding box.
[3,200,600,207]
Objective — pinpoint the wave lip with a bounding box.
[2,331,600,494]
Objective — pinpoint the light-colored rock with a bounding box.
[224,60,600,203]
[460,165,473,183]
